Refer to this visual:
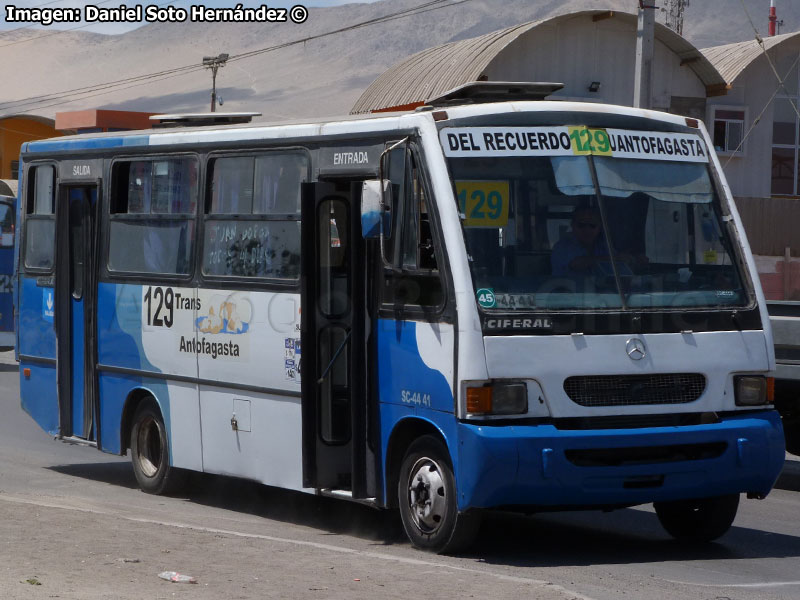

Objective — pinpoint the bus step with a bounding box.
[318,488,378,508]
[56,435,97,448]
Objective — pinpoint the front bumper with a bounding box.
[456,410,785,511]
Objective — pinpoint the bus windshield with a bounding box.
[444,132,747,311]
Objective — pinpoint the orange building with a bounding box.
[54,109,156,134]
[0,115,59,180]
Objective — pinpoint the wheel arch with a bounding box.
[120,386,163,455]
[384,416,452,509]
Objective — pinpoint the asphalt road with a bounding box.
[1,352,800,600]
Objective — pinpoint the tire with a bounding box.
[654,494,739,542]
[130,399,185,495]
[783,419,800,456]
[397,435,480,553]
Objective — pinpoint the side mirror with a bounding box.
[360,179,392,239]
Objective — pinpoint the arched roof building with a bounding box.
[352,10,727,116]
[702,31,800,265]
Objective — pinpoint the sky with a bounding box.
[1,0,381,34]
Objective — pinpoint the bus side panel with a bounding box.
[20,362,59,435]
[97,282,200,377]
[0,241,13,344]
[18,277,55,357]
[377,318,459,502]
[199,386,305,490]
[195,289,304,489]
[376,319,454,412]
[97,372,201,471]
[96,282,202,468]
[18,276,58,434]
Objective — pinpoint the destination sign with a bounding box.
[440,126,709,163]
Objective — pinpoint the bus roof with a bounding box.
[23,101,692,156]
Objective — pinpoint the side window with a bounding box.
[202,151,307,280]
[108,158,198,275]
[24,164,56,270]
[381,147,444,308]
[711,107,745,154]
[0,200,15,249]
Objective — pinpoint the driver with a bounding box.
[550,205,608,277]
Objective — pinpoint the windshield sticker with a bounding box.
[441,127,708,163]
[456,181,509,227]
[476,288,496,308]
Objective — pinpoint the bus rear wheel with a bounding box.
[398,435,480,553]
[654,494,739,542]
[130,399,184,495]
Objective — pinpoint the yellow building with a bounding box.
[0,115,60,180]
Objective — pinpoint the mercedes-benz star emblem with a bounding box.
[626,338,647,361]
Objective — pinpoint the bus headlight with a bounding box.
[734,376,768,406]
[466,382,527,415]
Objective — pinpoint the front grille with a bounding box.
[563,373,706,407]
[553,412,715,430]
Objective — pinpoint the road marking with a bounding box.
[0,492,596,600]
[662,578,800,588]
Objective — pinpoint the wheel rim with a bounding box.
[406,456,448,534]
[135,415,163,478]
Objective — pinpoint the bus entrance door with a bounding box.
[55,184,99,441]
[301,181,371,497]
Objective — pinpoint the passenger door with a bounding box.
[55,181,100,441]
[301,180,370,496]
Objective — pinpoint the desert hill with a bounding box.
[1,0,796,122]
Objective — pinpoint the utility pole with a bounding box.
[202,53,229,113]
[633,1,656,109]
[769,1,783,37]
[663,0,689,36]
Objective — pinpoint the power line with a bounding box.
[6,66,208,115]
[0,62,209,112]
[723,54,799,168]
[3,0,473,115]
[230,0,465,64]
[1,0,452,111]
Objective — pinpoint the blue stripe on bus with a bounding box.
[27,135,150,153]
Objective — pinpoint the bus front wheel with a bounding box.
[398,435,480,553]
[654,494,739,542]
[130,399,184,495]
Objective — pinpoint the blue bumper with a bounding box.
[456,410,785,511]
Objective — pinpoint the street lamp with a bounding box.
[202,53,229,113]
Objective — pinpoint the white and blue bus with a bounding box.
[15,84,785,552]
[0,192,15,349]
